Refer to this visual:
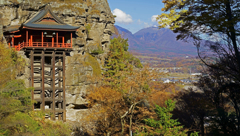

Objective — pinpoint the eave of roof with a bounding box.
[3,25,21,33]
[23,5,79,31]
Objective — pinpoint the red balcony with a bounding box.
[13,42,72,51]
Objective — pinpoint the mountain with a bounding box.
[114,25,198,57]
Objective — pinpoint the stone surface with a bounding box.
[1,0,115,124]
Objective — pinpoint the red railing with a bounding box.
[13,42,72,51]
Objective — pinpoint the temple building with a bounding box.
[4,5,79,51]
[3,5,80,121]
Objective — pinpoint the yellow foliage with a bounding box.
[157,0,187,30]
[0,43,25,88]
[85,65,175,135]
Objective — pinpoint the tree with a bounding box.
[104,36,142,77]
[158,0,240,71]
[85,37,173,136]
[158,0,240,135]
[174,89,214,136]
[87,67,164,136]
[136,99,198,136]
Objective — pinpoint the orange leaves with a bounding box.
[150,91,172,108]
[87,86,123,107]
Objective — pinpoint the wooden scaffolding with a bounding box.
[29,50,67,121]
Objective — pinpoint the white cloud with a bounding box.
[137,19,142,24]
[151,15,158,22]
[112,8,133,24]
[144,22,152,28]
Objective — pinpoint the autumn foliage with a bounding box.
[83,37,187,135]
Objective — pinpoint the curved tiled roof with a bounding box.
[23,5,79,31]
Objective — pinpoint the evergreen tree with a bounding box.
[137,100,198,136]
[104,36,142,77]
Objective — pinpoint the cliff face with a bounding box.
[0,0,114,122]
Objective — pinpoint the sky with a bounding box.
[108,0,164,34]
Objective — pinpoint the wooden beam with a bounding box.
[12,37,14,47]
[26,31,28,46]
[63,51,66,122]
[30,50,34,110]
[41,51,45,112]
[71,32,72,47]
[31,35,33,47]
[52,51,56,120]
[62,37,64,47]
[58,58,62,120]
[42,32,43,47]
[52,37,54,47]
[57,32,58,48]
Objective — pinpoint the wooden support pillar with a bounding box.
[71,32,72,47]
[58,58,62,120]
[30,50,34,110]
[26,31,28,46]
[41,51,45,112]
[52,51,56,120]
[57,32,58,47]
[12,37,14,47]
[42,32,43,47]
[52,37,54,47]
[31,35,33,46]
[63,51,66,122]
[62,37,64,47]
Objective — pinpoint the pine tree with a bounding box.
[137,100,198,136]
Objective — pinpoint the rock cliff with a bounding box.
[0,0,115,122]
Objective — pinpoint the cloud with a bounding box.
[137,19,142,24]
[112,9,133,24]
[144,22,152,28]
[151,15,158,22]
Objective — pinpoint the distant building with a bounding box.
[163,79,171,83]
[191,73,202,76]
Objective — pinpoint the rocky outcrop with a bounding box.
[0,0,114,123]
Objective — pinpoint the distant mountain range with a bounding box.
[113,25,198,57]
